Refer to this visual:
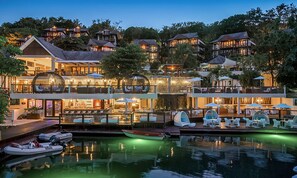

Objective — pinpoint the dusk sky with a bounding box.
[0,0,296,29]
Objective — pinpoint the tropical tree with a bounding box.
[0,88,9,123]
[123,27,159,43]
[52,37,88,51]
[100,44,147,88]
[0,36,26,123]
[0,36,26,87]
[277,47,297,88]
[239,69,260,88]
[169,43,197,69]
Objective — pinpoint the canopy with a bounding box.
[205,103,220,107]
[188,77,203,82]
[87,73,104,79]
[247,103,263,108]
[254,76,265,80]
[204,110,219,120]
[274,103,292,109]
[218,76,230,81]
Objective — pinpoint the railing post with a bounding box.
[284,85,286,96]
[106,114,109,125]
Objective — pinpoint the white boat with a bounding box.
[38,132,72,142]
[4,142,63,156]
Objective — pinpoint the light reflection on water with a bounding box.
[1,134,297,178]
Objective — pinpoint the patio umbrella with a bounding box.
[116,98,136,112]
[274,103,292,109]
[205,103,220,107]
[247,103,263,108]
[274,103,292,119]
[218,76,230,87]
[254,76,264,86]
[87,73,104,79]
[218,76,230,81]
[188,77,203,82]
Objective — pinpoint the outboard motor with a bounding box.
[49,135,61,145]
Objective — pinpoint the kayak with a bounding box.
[4,142,63,156]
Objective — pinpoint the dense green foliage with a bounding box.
[101,44,147,88]
[0,36,26,123]
[0,36,26,87]
[1,3,297,87]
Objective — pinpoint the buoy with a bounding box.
[293,166,297,173]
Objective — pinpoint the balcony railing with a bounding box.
[188,86,285,94]
[10,84,157,94]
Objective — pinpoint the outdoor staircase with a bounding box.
[5,111,13,120]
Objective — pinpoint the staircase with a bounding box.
[5,110,13,120]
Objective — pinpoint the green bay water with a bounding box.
[1,134,297,178]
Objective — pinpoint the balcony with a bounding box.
[10,84,158,100]
[187,86,286,98]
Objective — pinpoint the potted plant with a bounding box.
[25,106,42,119]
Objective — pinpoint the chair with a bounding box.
[214,117,222,128]
[285,116,297,129]
[273,119,280,128]
[224,118,231,127]
[243,118,253,127]
[258,119,266,128]
[233,118,241,127]
[203,118,211,127]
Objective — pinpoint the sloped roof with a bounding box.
[62,51,111,61]
[208,55,236,66]
[35,37,65,59]
[133,39,158,46]
[211,32,249,43]
[88,39,116,48]
[20,36,110,61]
[168,33,199,41]
[96,29,118,35]
[44,27,65,32]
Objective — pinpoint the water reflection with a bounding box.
[1,135,297,178]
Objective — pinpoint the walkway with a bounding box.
[0,120,58,146]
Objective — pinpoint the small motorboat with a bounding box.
[38,132,72,142]
[5,151,61,168]
[4,142,63,156]
[122,129,168,141]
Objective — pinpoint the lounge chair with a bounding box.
[273,119,280,128]
[174,111,196,127]
[243,118,253,127]
[233,118,241,127]
[224,118,231,127]
[203,118,211,127]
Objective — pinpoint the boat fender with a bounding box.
[49,135,60,145]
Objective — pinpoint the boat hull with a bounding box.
[38,132,73,142]
[122,130,164,141]
[4,143,63,156]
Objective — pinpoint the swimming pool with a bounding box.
[1,134,297,178]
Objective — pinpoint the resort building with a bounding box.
[96,29,120,46]
[43,26,89,41]
[9,36,157,120]
[168,32,205,60]
[87,39,116,52]
[4,36,296,126]
[43,26,66,41]
[133,39,159,63]
[211,31,255,58]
